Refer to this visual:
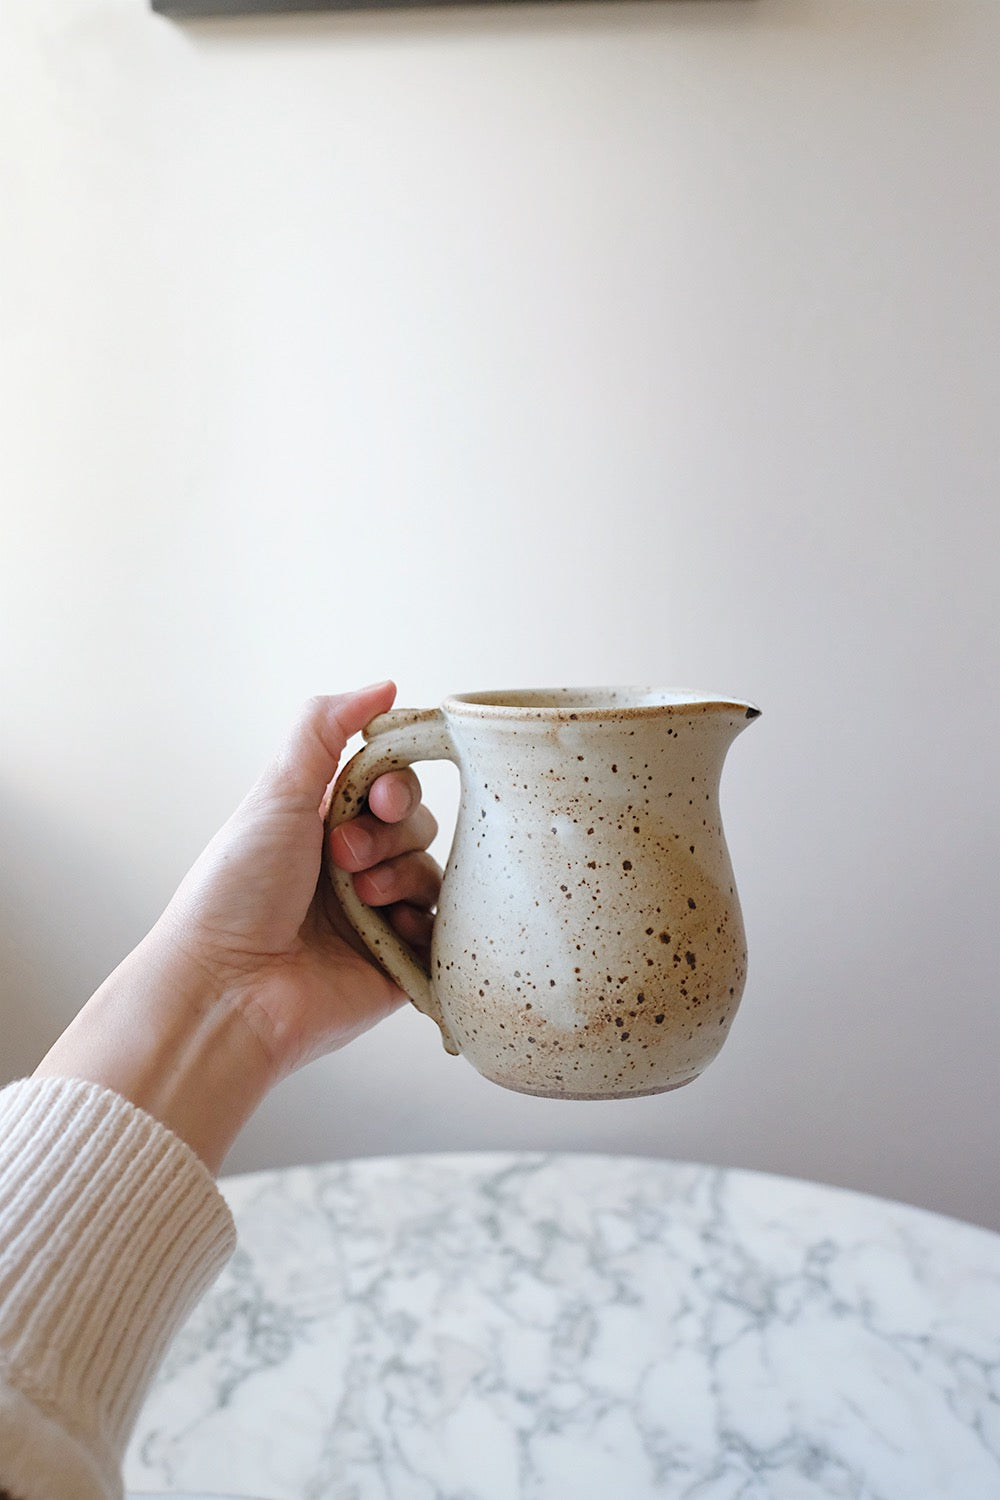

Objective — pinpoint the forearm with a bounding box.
[33,925,276,1176]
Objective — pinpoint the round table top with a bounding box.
[125,1152,1000,1499]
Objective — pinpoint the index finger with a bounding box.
[367,768,422,825]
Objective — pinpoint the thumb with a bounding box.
[262,682,397,813]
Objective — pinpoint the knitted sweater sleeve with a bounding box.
[0,1076,237,1500]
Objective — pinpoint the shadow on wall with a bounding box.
[0,786,152,1084]
[176,0,947,52]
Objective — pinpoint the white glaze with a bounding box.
[328,689,759,1098]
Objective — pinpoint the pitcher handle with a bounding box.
[326,707,459,1054]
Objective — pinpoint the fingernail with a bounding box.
[382,779,414,821]
[338,824,373,864]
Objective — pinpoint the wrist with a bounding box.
[33,928,276,1174]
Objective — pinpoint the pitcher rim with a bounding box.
[443,687,761,721]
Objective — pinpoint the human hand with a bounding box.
[35,682,441,1170]
[159,681,440,1071]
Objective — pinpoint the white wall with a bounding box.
[1,0,997,1229]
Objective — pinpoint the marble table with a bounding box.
[124,1153,1000,1499]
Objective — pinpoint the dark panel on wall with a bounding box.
[153,0,590,13]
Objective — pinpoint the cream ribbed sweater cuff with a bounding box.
[0,1075,237,1500]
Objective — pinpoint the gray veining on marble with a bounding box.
[125,1153,1000,1499]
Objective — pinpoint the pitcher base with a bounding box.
[477,1072,703,1101]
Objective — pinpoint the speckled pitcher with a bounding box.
[327,688,760,1099]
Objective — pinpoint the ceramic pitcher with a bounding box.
[327,688,760,1099]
